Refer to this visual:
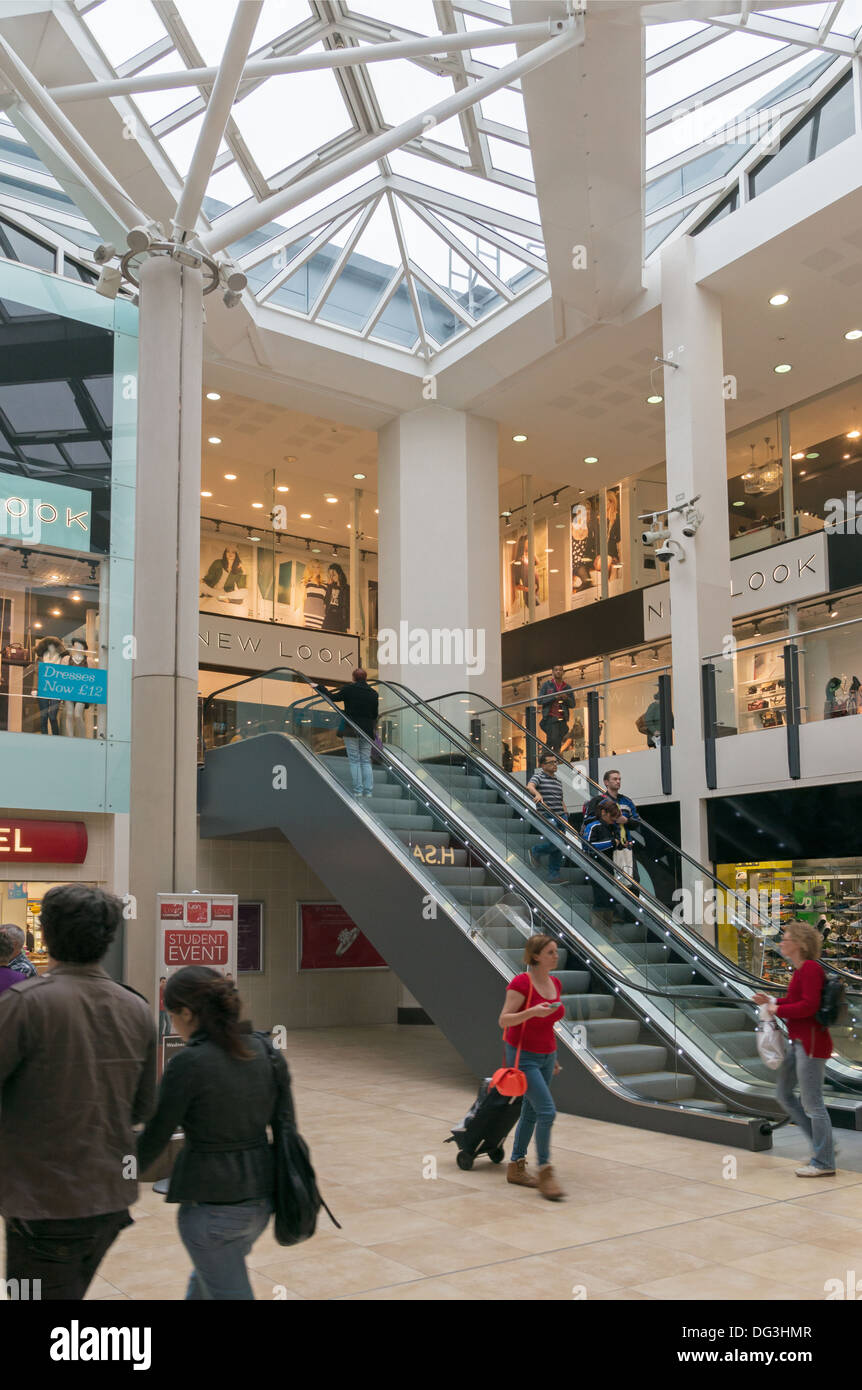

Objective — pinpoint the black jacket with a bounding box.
[321,582,349,632]
[137,1030,287,1204]
[329,681,379,738]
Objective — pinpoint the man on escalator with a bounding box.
[527,754,569,887]
[583,769,642,886]
[582,799,627,930]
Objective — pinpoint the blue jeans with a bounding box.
[178,1198,272,1300]
[531,812,566,874]
[344,735,374,794]
[776,1041,836,1170]
[506,1044,557,1167]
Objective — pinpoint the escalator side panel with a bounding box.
[199,735,770,1149]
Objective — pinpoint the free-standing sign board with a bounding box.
[298,902,387,971]
[156,893,238,1077]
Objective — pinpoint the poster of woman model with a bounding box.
[570,496,600,603]
[502,523,548,628]
[200,540,251,617]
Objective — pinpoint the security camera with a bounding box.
[95,265,122,299]
[681,506,703,538]
[94,243,117,264]
[224,269,247,293]
[222,289,243,308]
[642,526,670,545]
[655,539,674,563]
[126,226,153,255]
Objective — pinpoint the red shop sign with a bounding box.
[0,819,87,863]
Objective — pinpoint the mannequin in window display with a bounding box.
[303,567,326,630]
[33,635,66,735]
[510,533,539,612]
[62,637,91,739]
[200,547,247,612]
[322,563,350,634]
[595,489,621,585]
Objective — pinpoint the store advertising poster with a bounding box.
[298,902,387,971]
[237,900,264,973]
[155,893,238,1076]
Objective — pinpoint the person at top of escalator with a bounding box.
[318,669,379,798]
[753,920,836,1179]
[498,934,566,1202]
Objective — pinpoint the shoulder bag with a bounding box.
[263,1036,341,1246]
[490,979,534,1097]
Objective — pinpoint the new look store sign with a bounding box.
[37,663,107,704]
[643,532,829,639]
[199,612,360,681]
[0,474,91,552]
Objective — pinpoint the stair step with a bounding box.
[593,1043,668,1076]
[624,1071,697,1102]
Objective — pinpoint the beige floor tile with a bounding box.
[435,1253,619,1300]
[348,1278,465,1301]
[633,1265,808,1301]
[592,1289,655,1300]
[789,1184,862,1219]
[335,1208,453,1247]
[718,1169,862,1200]
[84,1275,124,1300]
[736,1202,862,1247]
[724,1241,858,1294]
[644,1215,795,1262]
[643,1180,772,1216]
[402,1190,543,1229]
[541,1233,712,1287]
[371,1226,526,1277]
[249,1244,422,1298]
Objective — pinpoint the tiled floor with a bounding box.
[5,1025,862,1301]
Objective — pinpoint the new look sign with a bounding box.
[0,474,91,552]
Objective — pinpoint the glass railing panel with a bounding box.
[599,669,667,757]
[796,623,862,725]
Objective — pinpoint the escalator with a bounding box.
[198,670,862,1148]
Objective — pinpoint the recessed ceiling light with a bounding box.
[249,534,260,543]
[844,329,862,341]
[311,546,321,553]
[300,512,311,519]
[799,470,807,476]
[773,363,792,374]
[353,472,366,480]
[50,608,61,616]
[646,394,663,405]
[732,500,745,507]
[843,454,851,460]
[847,429,861,439]
[50,574,60,582]
[206,391,221,401]
[285,455,297,462]
[806,451,819,459]
[347,523,352,529]
[325,496,338,503]
[208,436,222,444]
[791,451,805,460]
[224,473,236,481]
[71,593,81,602]
[550,569,559,574]
[201,490,212,497]
[512,434,527,443]
[33,621,42,630]
[768,293,789,306]
[584,455,598,463]
[374,507,379,514]
[251,502,264,509]
[276,485,289,493]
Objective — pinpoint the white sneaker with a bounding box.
[795,1164,836,1177]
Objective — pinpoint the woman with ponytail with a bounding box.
[137,966,289,1299]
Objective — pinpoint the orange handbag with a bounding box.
[490,980,534,1097]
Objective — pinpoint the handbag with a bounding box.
[755,1006,786,1070]
[613,846,634,880]
[263,1038,341,1246]
[490,980,534,1097]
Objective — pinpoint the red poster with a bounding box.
[299,903,386,971]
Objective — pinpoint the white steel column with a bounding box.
[377,406,501,700]
[525,477,536,623]
[350,487,361,653]
[661,235,733,880]
[127,255,202,998]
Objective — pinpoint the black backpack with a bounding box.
[263,1037,340,1246]
[816,972,847,1027]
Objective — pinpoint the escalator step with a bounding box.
[582,1017,640,1046]
[378,813,436,831]
[622,1071,697,1101]
[562,993,615,1020]
[593,1043,668,1075]
[695,1008,753,1033]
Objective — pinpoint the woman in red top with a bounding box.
[754,920,836,1177]
[498,934,566,1201]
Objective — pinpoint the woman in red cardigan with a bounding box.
[754,920,836,1177]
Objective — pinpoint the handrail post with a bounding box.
[702,662,717,791]
[525,703,537,781]
[784,641,801,779]
[658,671,672,796]
[586,689,600,785]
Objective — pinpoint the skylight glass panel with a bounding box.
[174,0,253,66]
[486,136,533,179]
[0,381,82,433]
[370,59,454,127]
[460,12,516,67]
[351,0,438,31]
[420,116,469,151]
[161,115,230,178]
[352,197,401,269]
[232,55,354,179]
[84,0,169,67]
[371,280,419,348]
[205,164,255,212]
[756,4,832,24]
[396,202,458,291]
[831,0,862,33]
[251,1,313,52]
[435,213,537,283]
[389,149,539,221]
[644,20,709,59]
[416,282,462,341]
[479,86,528,131]
[647,31,790,117]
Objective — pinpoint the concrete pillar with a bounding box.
[377,406,501,700]
[661,235,732,874]
[126,255,202,997]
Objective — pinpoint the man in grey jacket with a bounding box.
[0,884,156,1299]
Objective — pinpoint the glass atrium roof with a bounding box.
[0,3,859,354]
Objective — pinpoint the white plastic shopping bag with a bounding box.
[755,1001,786,1070]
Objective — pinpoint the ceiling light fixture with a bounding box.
[276,485,289,493]
[646,394,663,405]
[773,363,792,374]
[353,472,366,480]
[847,430,861,440]
[286,455,297,462]
[829,602,838,619]
[206,391,221,401]
[843,454,851,461]
[768,293,789,306]
[201,490,212,498]
[844,329,862,341]
[251,502,264,509]
[512,434,527,443]
[71,593,81,602]
[208,436,222,444]
[791,451,805,460]
[584,455,598,464]
[326,496,338,504]
[806,452,819,459]
[224,473,236,481]
[300,512,311,520]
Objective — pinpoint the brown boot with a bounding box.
[538,1164,565,1201]
[507,1158,539,1188]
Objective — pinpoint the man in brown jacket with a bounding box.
[0,884,156,1299]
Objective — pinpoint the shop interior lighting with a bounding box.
[768,293,789,306]
[224,473,236,480]
[325,496,338,503]
[353,473,366,480]
[512,434,527,443]
[584,455,598,463]
[206,391,221,401]
[646,394,663,405]
[300,512,311,519]
[847,430,861,440]
[208,436,222,444]
[251,502,264,509]
[791,451,805,460]
[201,490,212,497]
[845,330,862,341]
[773,364,792,374]
[276,485,289,493]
